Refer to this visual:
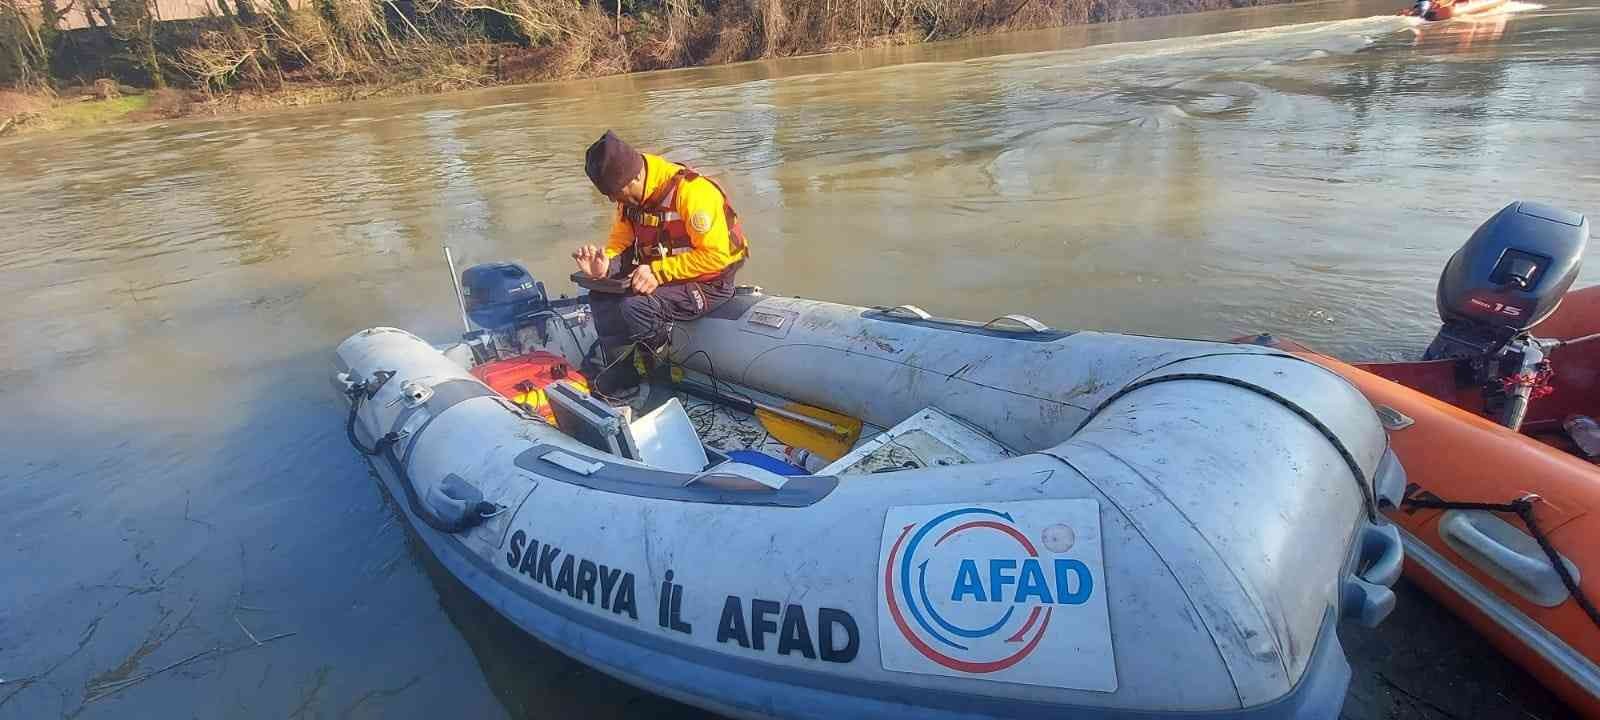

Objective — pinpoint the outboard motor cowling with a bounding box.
[462,262,547,329]
[1425,202,1589,359]
[460,262,554,362]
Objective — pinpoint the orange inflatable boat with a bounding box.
[1243,201,1599,717]
[1402,0,1510,21]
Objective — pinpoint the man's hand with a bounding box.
[629,264,660,295]
[573,245,608,279]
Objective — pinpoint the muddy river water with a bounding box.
[2,0,1597,716]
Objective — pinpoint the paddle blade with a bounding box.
[755,404,862,461]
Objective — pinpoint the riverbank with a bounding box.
[0,77,502,136]
[0,87,186,135]
[0,0,1307,137]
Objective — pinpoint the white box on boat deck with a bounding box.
[628,398,709,473]
[877,499,1117,692]
[820,407,1012,475]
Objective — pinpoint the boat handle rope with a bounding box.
[345,379,402,457]
[1074,371,1378,521]
[1402,494,1600,632]
[377,441,494,534]
[342,373,493,534]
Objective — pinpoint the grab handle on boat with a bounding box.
[1341,522,1402,628]
[1439,510,1580,608]
[690,462,790,491]
[1358,523,1404,587]
[982,314,1051,332]
[881,304,932,320]
[1340,577,1396,628]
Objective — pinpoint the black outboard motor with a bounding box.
[460,262,551,361]
[1426,202,1589,359]
[1423,201,1589,428]
[456,261,591,364]
[462,262,548,329]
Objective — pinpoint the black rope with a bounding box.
[380,442,494,534]
[345,387,400,456]
[343,380,490,534]
[1403,495,1600,632]
[1075,371,1377,520]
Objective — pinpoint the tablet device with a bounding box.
[571,272,632,294]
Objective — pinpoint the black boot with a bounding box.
[590,343,642,401]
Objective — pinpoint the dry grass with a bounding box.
[0,88,49,116]
[127,88,202,118]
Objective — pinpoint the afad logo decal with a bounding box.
[877,500,1116,691]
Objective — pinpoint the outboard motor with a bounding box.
[1423,201,1590,428]
[456,261,593,366]
[1426,202,1589,359]
[1413,0,1432,17]
[460,262,551,362]
[463,262,547,327]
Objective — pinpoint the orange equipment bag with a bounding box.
[470,351,589,424]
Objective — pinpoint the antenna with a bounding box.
[443,246,471,333]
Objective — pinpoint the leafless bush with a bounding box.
[547,7,628,76]
[0,0,51,88]
[422,0,582,45]
[178,26,274,90]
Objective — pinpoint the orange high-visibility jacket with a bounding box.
[602,154,749,283]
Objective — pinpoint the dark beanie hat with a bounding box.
[585,130,644,196]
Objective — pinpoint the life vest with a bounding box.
[622,167,749,281]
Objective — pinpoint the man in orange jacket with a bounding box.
[573,131,750,393]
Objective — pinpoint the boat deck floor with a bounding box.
[670,388,1006,475]
[682,398,806,458]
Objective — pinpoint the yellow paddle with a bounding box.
[673,379,862,461]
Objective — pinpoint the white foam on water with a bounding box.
[944,12,1414,78]
[1068,16,1403,68]
[461,102,530,113]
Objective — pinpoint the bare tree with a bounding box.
[108,0,166,87]
[0,0,52,87]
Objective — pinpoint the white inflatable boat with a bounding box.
[334,266,1407,719]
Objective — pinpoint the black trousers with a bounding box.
[589,255,738,350]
